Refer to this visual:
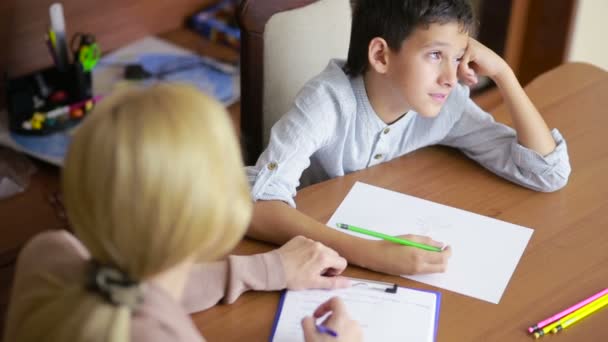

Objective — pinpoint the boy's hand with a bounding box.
[458,38,511,86]
[302,297,363,342]
[278,235,351,290]
[369,235,452,275]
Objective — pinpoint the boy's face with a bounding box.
[385,22,469,117]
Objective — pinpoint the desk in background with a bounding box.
[193,62,608,341]
[0,27,240,264]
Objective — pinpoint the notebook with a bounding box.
[270,278,441,342]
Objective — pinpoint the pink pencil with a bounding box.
[528,288,608,333]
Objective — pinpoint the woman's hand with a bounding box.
[302,297,363,342]
[277,236,351,290]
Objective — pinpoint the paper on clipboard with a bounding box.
[270,277,440,342]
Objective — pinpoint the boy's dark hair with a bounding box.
[344,0,476,76]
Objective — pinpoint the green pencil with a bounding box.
[336,223,444,252]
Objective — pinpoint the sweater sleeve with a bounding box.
[180,251,286,314]
[4,231,91,342]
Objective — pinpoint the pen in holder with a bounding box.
[50,3,69,72]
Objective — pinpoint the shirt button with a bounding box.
[374,154,383,160]
[267,162,278,171]
[383,127,390,134]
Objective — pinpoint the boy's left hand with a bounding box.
[458,38,510,86]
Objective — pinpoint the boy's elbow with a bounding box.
[537,169,571,193]
[540,177,569,192]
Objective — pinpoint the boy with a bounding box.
[245,0,571,276]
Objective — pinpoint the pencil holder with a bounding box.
[5,62,96,135]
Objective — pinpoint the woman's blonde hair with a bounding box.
[4,84,252,341]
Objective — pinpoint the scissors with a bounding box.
[71,33,100,72]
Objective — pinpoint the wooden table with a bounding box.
[193,62,608,341]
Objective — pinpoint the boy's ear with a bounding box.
[368,37,390,74]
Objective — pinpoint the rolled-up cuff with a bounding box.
[246,165,297,208]
[511,129,569,175]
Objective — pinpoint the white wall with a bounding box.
[567,0,608,70]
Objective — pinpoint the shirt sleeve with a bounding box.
[180,251,286,314]
[246,82,339,207]
[439,96,571,192]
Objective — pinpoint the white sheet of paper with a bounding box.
[271,278,439,342]
[93,37,193,98]
[92,36,239,106]
[327,182,533,304]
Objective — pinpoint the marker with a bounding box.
[49,3,70,70]
[551,294,608,334]
[528,288,608,333]
[48,29,57,48]
[336,223,444,252]
[316,324,338,337]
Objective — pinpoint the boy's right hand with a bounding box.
[301,297,363,342]
[369,234,452,275]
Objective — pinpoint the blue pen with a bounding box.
[316,324,338,337]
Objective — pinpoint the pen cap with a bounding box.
[50,3,66,32]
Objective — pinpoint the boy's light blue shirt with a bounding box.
[246,59,571,208]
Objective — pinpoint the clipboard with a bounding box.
[270,277,441,341]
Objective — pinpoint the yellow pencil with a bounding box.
[533,317,562,338]
[551,294,608,333]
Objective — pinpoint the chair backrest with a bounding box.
[238,0,351,164]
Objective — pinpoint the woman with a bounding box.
[3,84,361,341]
